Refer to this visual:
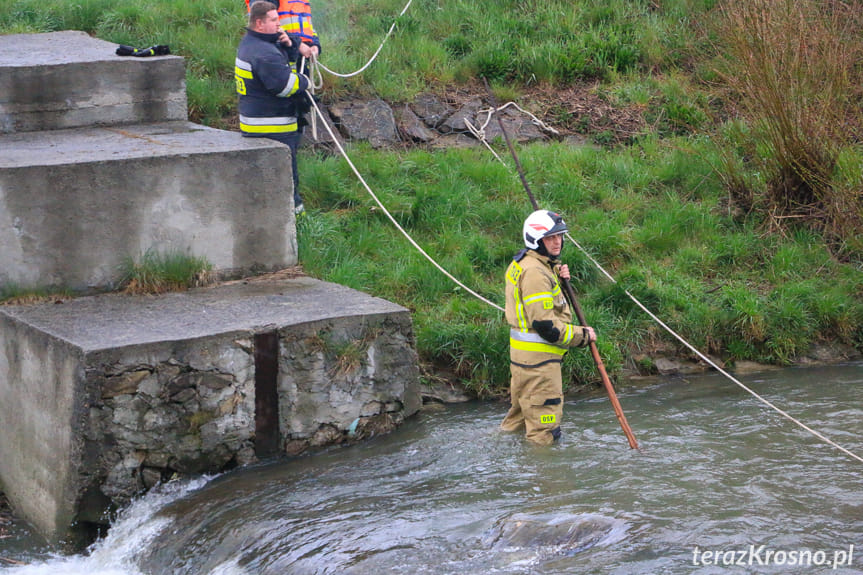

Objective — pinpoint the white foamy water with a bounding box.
[2,477,213,575]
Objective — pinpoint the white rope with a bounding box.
[468,102,560,139]
[464,117,509,166]
[303,84,863,465]
[299,56,322,140]
[462,107,863,463]
[306,94,504,312]
[316,0,415,79]
[305,54,324,91]
[465,103,562,170]
[563,232,863,464]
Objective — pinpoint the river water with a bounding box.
[2,363,862,574]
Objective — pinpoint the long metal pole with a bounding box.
[483,78,638,449]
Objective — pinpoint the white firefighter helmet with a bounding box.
[523,210,568,250]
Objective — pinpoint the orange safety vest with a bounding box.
[246,0,318,44]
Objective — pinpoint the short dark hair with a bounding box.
[249,1,277,27]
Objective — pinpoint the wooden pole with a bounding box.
[483,78,638,449]
[559,279,639,449]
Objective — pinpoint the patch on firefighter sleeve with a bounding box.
[506,262,523,285]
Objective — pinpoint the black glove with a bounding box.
[133,45,171,57]
[115,44,170,57]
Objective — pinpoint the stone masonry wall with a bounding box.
[70,313,420,528]
[76,333,257,524]
[279,313,421,453]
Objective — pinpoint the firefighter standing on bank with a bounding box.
[235,1,311,214]
[502,210,597,446]
[244,0,321,87]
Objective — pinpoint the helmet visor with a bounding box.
[544,213,568,237]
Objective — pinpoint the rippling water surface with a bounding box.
[3,363,862,574]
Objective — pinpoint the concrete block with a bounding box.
[0,121,299,289]
[0,31,187,133]
[0,278,420,543]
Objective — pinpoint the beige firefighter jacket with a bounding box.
[505,249,588,366]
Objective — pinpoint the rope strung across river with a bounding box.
[566,232,863,464]
[304,1,863,465]
[307,91,863,464]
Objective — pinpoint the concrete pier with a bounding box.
[0,31,299,289]
[0,121,298,289]
[0,31,186,133]
[0,278,421,544]
[0,30,423,547]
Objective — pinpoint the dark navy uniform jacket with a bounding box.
[235,28,309,136]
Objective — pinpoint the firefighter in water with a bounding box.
[501,210,596,446]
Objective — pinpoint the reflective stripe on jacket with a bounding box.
[278,0,318,45]
[235,28,309,136]
[505,249,585,366]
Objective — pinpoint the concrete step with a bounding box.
[0,121,298,290]
[0,277,421,544]
[0,31,186,133]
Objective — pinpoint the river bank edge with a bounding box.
[5,269,861,403]
[421,339,863,404]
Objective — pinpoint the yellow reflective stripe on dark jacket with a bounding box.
[239,114,299,134]
[235,28,308,137]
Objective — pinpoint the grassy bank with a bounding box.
[296,138,862,394]
[2,0,861,395]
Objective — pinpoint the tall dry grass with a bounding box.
[713,0,863,256]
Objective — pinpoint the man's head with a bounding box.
[540,232,564,258]
[522,210,568,258]
[249,1,279,33]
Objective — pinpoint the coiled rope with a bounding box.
[302,0,413,140]
[299,57,322,140]
[464,103,559,166]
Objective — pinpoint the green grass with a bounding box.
[0,0,718,116]
[3,0,861,394]
[118,250,214,294]
[0,284,73,305]
[296,138,863,393]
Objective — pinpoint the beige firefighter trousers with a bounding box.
[500,360,564,446]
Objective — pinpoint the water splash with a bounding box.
[2,476,213,575]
